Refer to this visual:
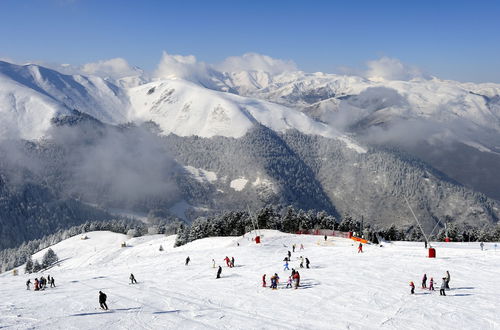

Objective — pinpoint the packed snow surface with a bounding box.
[1,231,499,329]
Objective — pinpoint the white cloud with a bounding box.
[215,53,297,74]
[79,58,143,80]
[364,57,428,81]
[153,51,212,83]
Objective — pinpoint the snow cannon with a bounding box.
[428,248,436,258]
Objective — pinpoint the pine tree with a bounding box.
[33,260,42,272]
[42,248,58,268]
[24,255,33,274]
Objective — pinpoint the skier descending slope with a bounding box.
[130,273,137,284]
[99,291,108,310]
[185,256,190,266]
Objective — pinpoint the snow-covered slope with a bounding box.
[1,230,499,329]
[0,61,129,140]
[128,79,341,139]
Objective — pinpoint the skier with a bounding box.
[130,273,137,284]
[324,235,327,241]
[422,274,427,289]
[270,273,279,290]
[440,278,447,296]
[410,281,415,294]
[26,279,31,290]
[262,274,266,287]
[429,277,435,291]
[231,257,235,268]
[99,291,109,310]
[283,256,289,262]
[185,256,190,266]
[224,256,231,267]
[286,276,292,288]
[305,257,310,269]
[292,244,296,253]
[34,278,39,291]
[293,271,300,289]
[212,259,216,268]
[50,276,55,288]
[287,250,291,259]
[216,266,222,279]
[358,243,363,253]
[445,271,451,289]
[424,241,428,249]
[299,256,304,268]
[300,244,304,250]
[480,242,484,251]
[284,261,289,271]
[47,275,51,284]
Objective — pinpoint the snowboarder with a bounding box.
[50,276,55,288]
[480,242,484,251]
[305,257,310,269]
[429,277,435,291]
[231,257,235,268]
[284,261,289,271]
[358,243,363,253]
[293,271,300,289]
[99,291,108,310]
[185,256,190,266]
[262,274,266,287]
[130,273,137,284]
[410,281,415,294]
[286,276,292,288]
[440,278,447,296]
[34,278,39,291]
[287,250,291,259]
[445,271,451,289]
[217,266,222,279]
[26,279,31,290]
[422,274,427,289]
[224,256,231,267]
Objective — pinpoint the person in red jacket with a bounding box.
[410,281,415,294]
[293,271,300,289]
[262,274,266,287]
[224,256,230,267]
[358,243,363,253]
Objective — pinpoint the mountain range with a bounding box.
[1,57,499,249]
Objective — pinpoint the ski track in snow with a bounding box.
[1,230,499,329]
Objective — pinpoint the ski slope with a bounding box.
[1,230,499,329]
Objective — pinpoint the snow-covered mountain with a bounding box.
[1,57,500,251]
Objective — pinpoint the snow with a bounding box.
[184,165,217,183]
[1,230,499,329]
[230,178,248,191]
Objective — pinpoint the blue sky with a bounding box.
[1,0,499,82]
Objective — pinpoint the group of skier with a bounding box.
[410,270,451,296]
[26,275,55,291]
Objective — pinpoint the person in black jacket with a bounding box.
[216,266,222,279]
[99,291,108,310]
